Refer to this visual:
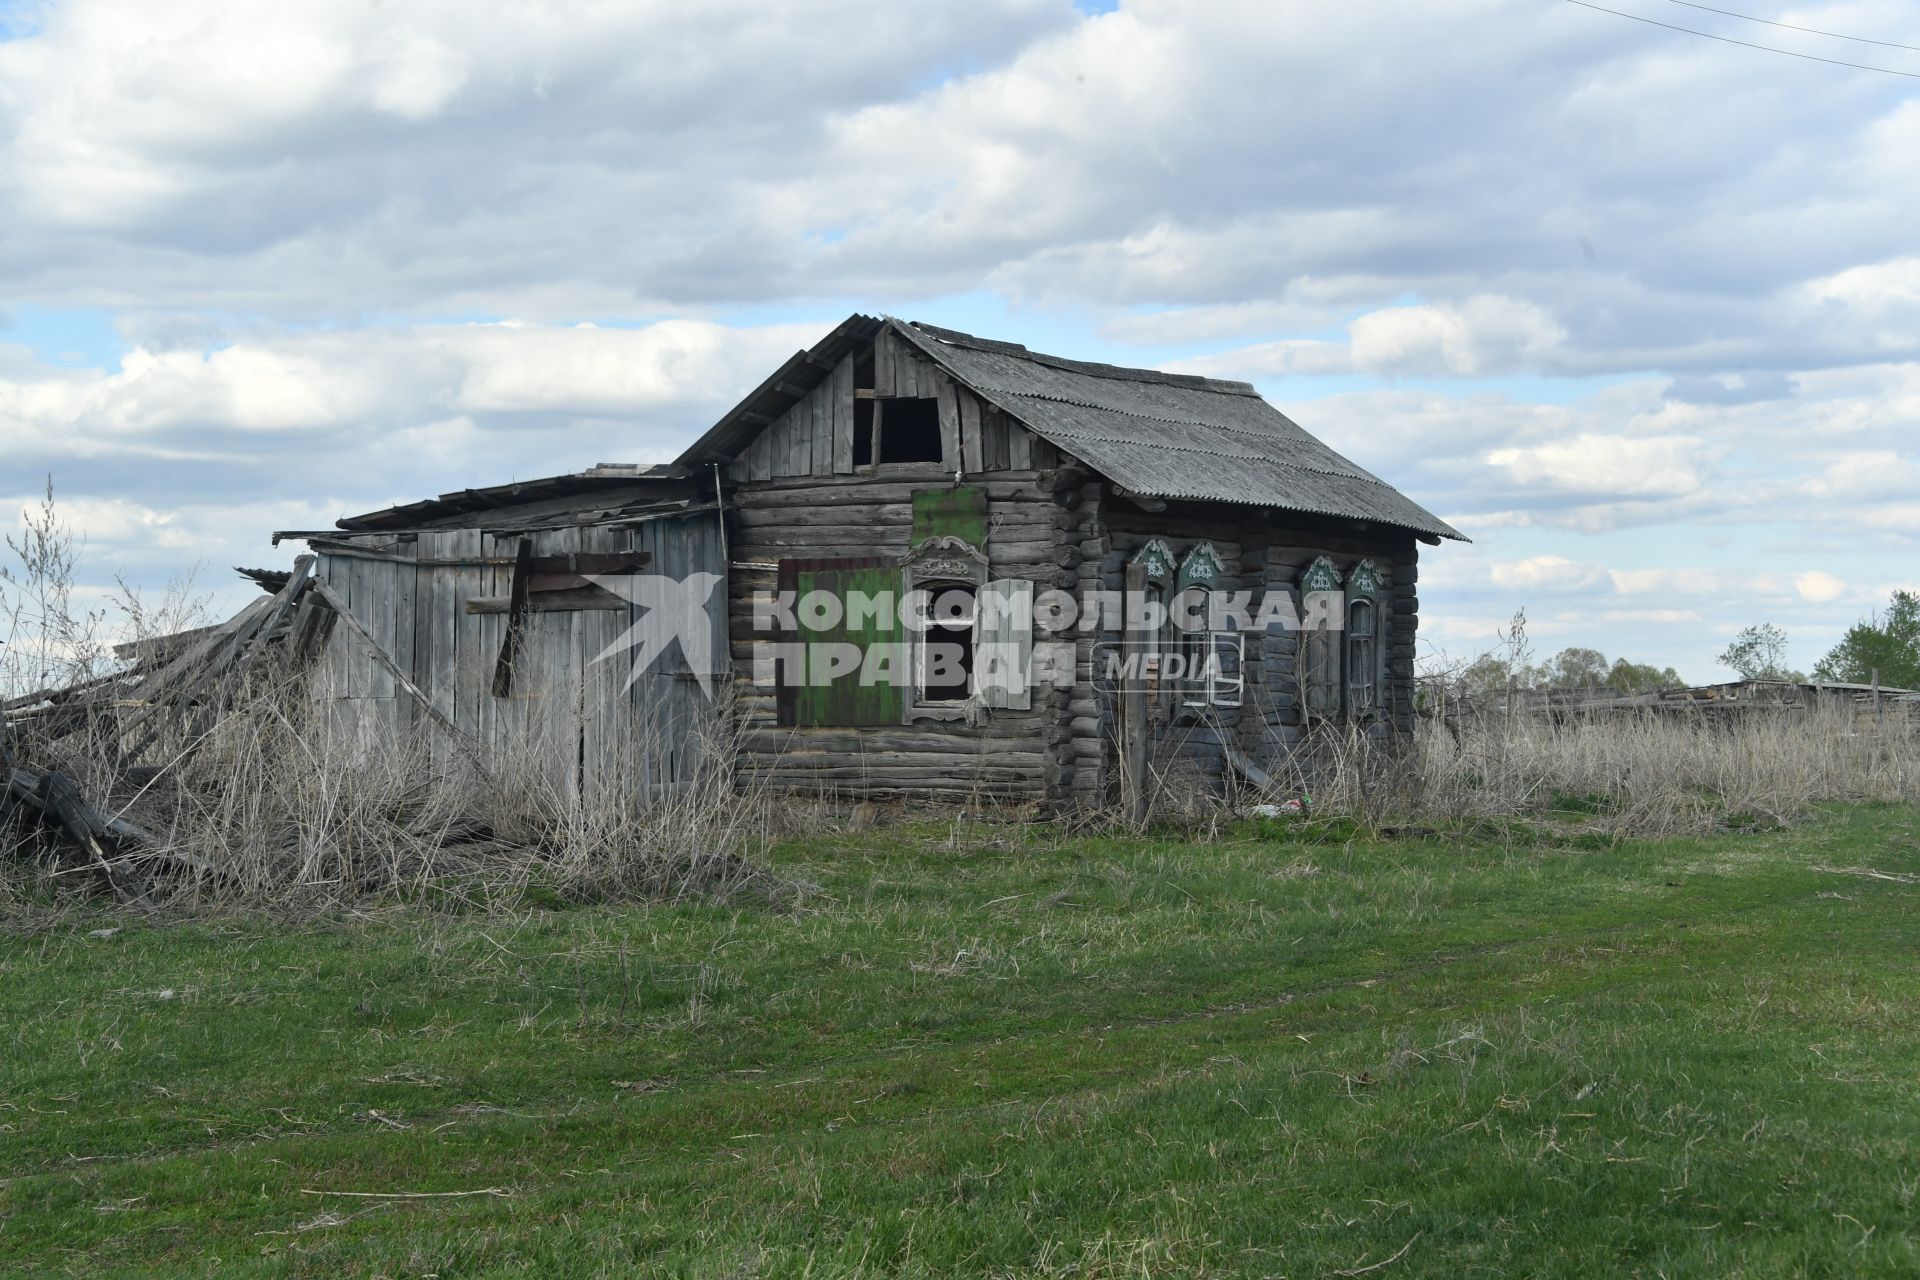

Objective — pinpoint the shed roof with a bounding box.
[290,463,692,538]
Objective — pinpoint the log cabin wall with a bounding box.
[314,512,727,802]
[1085,501,1420,802]
[725,332,1070,800]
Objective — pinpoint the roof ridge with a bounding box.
[903,319,1260,398]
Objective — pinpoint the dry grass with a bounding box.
[6,664,781,914]
[1286,704,1920,837]
[3,486,779,913]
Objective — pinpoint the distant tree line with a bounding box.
[1452,646,1684,701]
[1439,589,1920,703]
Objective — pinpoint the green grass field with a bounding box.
[3,806,1919,1277]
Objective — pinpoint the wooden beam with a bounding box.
[491,538,533,698]
[464,587,626,615]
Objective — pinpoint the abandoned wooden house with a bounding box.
[276,314,1463,809]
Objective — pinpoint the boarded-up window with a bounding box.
[910,486,988,549]
[778,557,905,728]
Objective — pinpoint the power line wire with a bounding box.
[1663,0,1920,54]
[1563,0,1920,78]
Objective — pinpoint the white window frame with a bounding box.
[1175,542,1229,709]
[899,535,989,722]
[1206,631,1244,708]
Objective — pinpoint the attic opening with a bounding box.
[875,397,943,464]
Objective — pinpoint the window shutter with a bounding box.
[1300,556,1345,719]
[974,578,1033,711]
[786,557,905,727]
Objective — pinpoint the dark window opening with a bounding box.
[854,347,875,391]
[1347,597,1376,717]
[853,399,875,467]
[918,582,976,703]
[878,397,943,463]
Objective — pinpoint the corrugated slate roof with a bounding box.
[890,321,1465,542]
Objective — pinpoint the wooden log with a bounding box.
[28,769,145,902]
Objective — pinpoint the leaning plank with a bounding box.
[1221,741,1273,790]
[310,581,497,781]
[223,555,316,687]
[491,538,534,698]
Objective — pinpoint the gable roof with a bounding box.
[676,313,886,472]
[681,315,1464,543]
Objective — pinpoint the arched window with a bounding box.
[1176,543,1234,708]
[1300,556,1343,719]
[1346,560,1382,718]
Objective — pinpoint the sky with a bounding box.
[2,0,1918,679]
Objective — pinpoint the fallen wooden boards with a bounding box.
[3,764,225,901]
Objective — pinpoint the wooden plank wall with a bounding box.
[314,513,728,803]
[731,352,858,482]
[728,330,1055,483]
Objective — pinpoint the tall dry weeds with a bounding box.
[1291,703,1920,837]
[110,667,783,910]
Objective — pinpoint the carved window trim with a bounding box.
[1128,539,1175,708]
[900,536,989,722]
[1176,543,1230,709]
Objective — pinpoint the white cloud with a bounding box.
[1486,434,1710,500]
[1349,295,1566,377]
[4,318,818,451]
[1795,570,1847,603]
[1489,555,1610,594]
[1,0,1919,685]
